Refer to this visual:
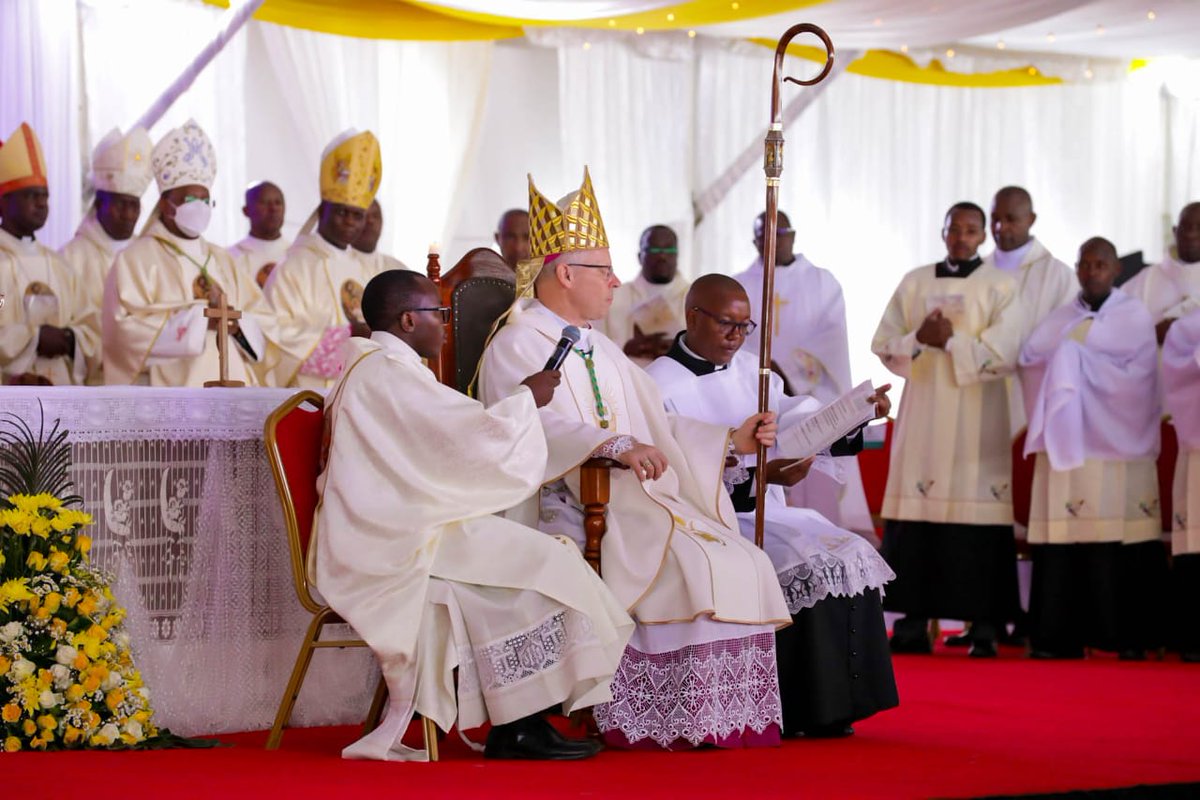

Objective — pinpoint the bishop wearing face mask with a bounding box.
[102,119,276,386]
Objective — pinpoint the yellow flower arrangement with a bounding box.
[1,491,159,750]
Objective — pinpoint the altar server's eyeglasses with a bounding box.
[641,246,679,255]
[404,306,452,324]
[691,306,758,337]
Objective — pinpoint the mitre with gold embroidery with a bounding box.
[0,122,48,197]
[516,166,610,300]
[319,129,381,210]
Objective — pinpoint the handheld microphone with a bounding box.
[544,325,582,371]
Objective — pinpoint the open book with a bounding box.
[775,380,877,463]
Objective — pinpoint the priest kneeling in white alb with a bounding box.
[315,269,632,762]
[103,119,273,386]
[1020,237,1167,660]
[1162,308,1200,662]
[480,168,790,751]
[646,274,898,738]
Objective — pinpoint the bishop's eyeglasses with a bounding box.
[691,306,758,337]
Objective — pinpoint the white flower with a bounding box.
[9,657,36,681]
[0,621,23,643]
[54,644,78,666]
[115,631,131,650]
[38,689,64,709]
[93,723,120,745]
[101,671,124,691]
[136,686,150,703]
[50,664,72,689]
[121,720,144,741]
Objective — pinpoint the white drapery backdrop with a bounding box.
[5,0,1200,385]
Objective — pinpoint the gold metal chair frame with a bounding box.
[263,390,438,758]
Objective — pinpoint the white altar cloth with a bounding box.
[1,386,378,736]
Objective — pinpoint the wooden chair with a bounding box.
[426,249,614,574]
[263,390,438,758]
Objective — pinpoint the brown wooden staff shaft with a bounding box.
[754,24,835,549]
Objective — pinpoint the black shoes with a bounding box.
[968,638,998,658]
[803,722,855,738]
[484,714,603,760]
[890,617,933,654]
[1029,645,1085,659]
[943,630,972,648]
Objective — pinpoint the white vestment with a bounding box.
[266,232,385,388]
[594,274,689,367]
[1123,253,1200,323]
[314,332,632,761]
[734,254,874,533]
[646,348,894,613]
[0,227,97,385]
[480,300,788,748]
[228,234,290,290]
[1163,309,1200,555]
[872,262,1024,525]
[102,220,270,386]
[59,212,129,383]
[1020,290,1161,544]
[983,238,1077,435]
[352,248,409,275]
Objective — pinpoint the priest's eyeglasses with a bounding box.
[403,306,452,324]
[691,306,758,337]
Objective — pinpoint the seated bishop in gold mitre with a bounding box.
[265,129,389,389]
[479,168,793,751]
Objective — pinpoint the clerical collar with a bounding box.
[664,331,730,376]
[0,226,38,254]
[528,300,592,350]
[935,255,983,279]
[992,238,1035,273]
[369,329,417,359]
[1078,292,1111,313]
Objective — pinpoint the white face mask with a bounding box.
[172,198,212,238]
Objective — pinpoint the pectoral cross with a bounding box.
[772,293,789,337]
[203,291,245,388]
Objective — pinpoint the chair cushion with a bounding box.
[274,400,324,557]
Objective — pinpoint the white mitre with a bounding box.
[151,118,216,193]
[92,127,153,197]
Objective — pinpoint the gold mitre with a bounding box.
[319,129,381,210]
[0,122,48,197]
[517,167,610,298]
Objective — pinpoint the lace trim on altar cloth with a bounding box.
[464,609,597,695]
[778,549,895,615]
[593,632,782,749]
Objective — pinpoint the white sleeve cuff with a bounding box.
[235,315,265,362]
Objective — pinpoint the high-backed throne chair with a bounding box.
[425,248,614,574]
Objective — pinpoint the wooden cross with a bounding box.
[203,290,245,388]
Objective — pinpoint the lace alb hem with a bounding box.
[592,632,782,749]
[592,434,635,461]
[469,609,597,693]
[779,549,895,614]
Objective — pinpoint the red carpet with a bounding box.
[7,641,1200,799]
